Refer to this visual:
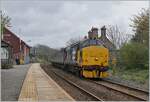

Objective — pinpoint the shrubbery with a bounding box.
[119,42,148,69]
[2,63,12,69]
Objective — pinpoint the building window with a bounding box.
[1,48,9,59]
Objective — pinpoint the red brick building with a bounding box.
[3,27,30,64]
[20,40,30,64]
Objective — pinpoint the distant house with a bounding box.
[99,26,116,62]
[3,27,30,64]
[99,26,116,51]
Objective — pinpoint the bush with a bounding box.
[119,42,148,69]
[2,63,12,69]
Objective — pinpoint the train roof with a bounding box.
[64,38,105,49]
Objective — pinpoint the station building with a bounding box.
[2,27,30,65]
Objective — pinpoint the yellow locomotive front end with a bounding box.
[77,46,109,78]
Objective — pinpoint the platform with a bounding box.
[18,63,74,101]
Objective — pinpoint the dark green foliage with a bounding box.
[118,8,149,70]
[119,42,148,69]
[2,63,12,69]
[112,8,149,85]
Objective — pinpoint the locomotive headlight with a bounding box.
[95,57,98,61]
[85,59,88,62]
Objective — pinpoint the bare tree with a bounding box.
[106,25,132,49]
[33,44,59,62]
[1,11,12,39]
[0,11,11,27]
[66,36,83,46]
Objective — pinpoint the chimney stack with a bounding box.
[90,27,98,39]
[101,26,106,37]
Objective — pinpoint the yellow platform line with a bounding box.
[18,65,38,101]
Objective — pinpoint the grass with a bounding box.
[110,67,149,85]
[121,69,149,84]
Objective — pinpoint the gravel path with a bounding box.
[1,64,31,101]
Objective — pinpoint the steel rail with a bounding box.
[51,70,103,101]
[103,79,149,94]
[91,80,149,101]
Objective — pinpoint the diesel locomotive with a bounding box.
[51,26,109,78]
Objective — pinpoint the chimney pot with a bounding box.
[91,27,98,39]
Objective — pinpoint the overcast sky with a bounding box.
[1,0,149,48]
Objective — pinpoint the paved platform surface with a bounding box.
[1,64,31,101]
[18,63,74,101]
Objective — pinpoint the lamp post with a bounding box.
[1,10,4,40]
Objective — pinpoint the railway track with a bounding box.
[91,79,149,101]
[51,70,103,101]
[42,65,149,101]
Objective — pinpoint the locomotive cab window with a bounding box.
[81,39,102,48]
[89,39,102,46]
